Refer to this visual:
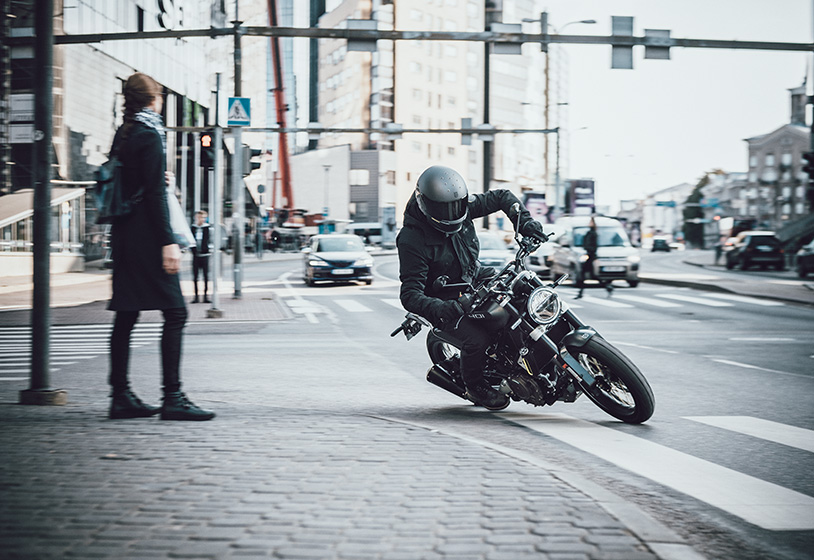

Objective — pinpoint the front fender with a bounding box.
[561,327,597,349]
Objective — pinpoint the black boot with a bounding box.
[575,288,584,300]
[109,389,160,419]
[161,392,215,421]
[465,380,510,411]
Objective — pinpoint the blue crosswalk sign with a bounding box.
[227,97,251,126]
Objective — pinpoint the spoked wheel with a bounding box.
[566,336,655,424]
[426,331,459,363]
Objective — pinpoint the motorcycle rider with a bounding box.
[397,165,546,409]
[575,216,614,299]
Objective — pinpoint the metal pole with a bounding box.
[180,130,188,216]
[22,0,65,405]
[208,73,223,318]
[482,39,491,229]
[554,127,562,216]
[232,4,244,298]
[193,132,201,212]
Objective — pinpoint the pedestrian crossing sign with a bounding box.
[227,97,251,126]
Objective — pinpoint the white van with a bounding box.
[548,216,641,287]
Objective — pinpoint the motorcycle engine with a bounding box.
[504,375,549,406]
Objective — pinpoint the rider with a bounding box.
[397,165,545,409]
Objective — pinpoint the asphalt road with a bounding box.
[235,250,814,560]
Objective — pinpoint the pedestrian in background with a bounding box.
[107,72,214,421]
[576,216,614,299]
[190,210,211,303]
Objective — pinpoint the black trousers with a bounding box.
[109,307,188,395]
[192,255,209,297]
[441,316,499,389]
[578,255,609,289]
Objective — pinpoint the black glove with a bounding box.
[521,219,546,241]
[434,300,464,326]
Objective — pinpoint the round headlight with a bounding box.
[527,287,561,326]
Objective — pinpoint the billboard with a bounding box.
[522,192,551,223]
[568,180,595,215]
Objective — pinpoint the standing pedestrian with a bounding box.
[190,210,211,303]
[576,216,614,299]
[107,72,215,421]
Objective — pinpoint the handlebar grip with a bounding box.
[390,326,403,337]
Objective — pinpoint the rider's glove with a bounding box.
[521,219,545,241]
[435,300,464,327]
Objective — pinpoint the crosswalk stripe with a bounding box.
[613,294,683,308]
[577,296,634,308]
[502,412,814,531]
[701,293,784,307]
[685,416,814,453]
[334,299,373,313]
[657,294,734,307]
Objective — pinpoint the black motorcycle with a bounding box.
[391,213,655,424]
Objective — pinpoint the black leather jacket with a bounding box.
[396,190,534,325]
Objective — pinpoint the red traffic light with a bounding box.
[201,134,213,148]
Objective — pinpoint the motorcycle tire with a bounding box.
[426,331,459,363]
[566,335,655,424]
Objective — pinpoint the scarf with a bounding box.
[134,108,166,153]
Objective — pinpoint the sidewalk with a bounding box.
[0,354,693,560]
[639,249,814,307]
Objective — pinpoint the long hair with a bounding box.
[121,72,162,139]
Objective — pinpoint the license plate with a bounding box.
[332,268,353,275]
[601,266,626,273]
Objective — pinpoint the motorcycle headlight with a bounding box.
[527,287,561,326]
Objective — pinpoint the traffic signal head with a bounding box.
[803,151,814,178]
[200,130,215,168]
[242,145,263,177]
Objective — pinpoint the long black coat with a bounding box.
[396,190,533,325]
[107,121,185,312]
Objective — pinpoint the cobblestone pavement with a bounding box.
[1,398,664,560]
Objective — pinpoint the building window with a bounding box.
[448,147,455,155]
[781,152,792,165]
[765,153,775,167]
[796,202,806,214]
[349,169,370,185]
[749,155,757,168]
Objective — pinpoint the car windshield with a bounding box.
[316,237,365,252]
[573,226,631,248]
[748,236,780,247]
[478,234,507,251]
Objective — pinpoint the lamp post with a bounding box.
[322,164,331,233]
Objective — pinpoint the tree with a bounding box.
[683,174,709,248]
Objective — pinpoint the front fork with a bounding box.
[539,309,599,389]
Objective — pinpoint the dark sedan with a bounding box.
[725,231,785,271]
[302,234,374,286]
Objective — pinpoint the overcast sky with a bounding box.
[536,0,812,211]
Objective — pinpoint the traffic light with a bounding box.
[242,144,262,177]
[200,129,214,168]
[802,151,814,178]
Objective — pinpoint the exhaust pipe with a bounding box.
[426,364,468,400]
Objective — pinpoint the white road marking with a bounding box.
[0,377,28,381]
[709,358,805,377]
[334,299,372,313]
[503,412,814,531]
[657,294,734,307]
[685,416,814,453]
[728,337,796,342]
[578,296,634,308]
[280,272,319,323]
[613,294,683,308]
[702,293,784,306]
[612,341,680,355]
[382,299,403,310]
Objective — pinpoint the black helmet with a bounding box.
[415,165,469,234]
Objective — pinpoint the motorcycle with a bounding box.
[391,209,655,424]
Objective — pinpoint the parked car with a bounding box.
[651,237,671,252]
[796,238,814,278]
[302,234,373,286]
[724,231,785,271]
[548,216,641,287]
[477,231,514,270]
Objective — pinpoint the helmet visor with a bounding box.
[421,195,468,223]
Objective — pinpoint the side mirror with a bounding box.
[301,247,312,254]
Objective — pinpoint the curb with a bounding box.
[372,415,707,560]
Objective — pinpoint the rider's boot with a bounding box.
[464,379,509,410]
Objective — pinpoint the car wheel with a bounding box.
[740,258,750,271]
[365,279,372,285]
[627,280,639,288]
[725,258,734,270]
[799,266,808,278]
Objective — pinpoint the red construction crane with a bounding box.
[267,0,293,214]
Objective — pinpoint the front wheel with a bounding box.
[566,336,654,424]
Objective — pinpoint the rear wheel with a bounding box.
[566,336,654,424]
[427,331,459,363]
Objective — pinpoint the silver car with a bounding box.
[548,216,641,287]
